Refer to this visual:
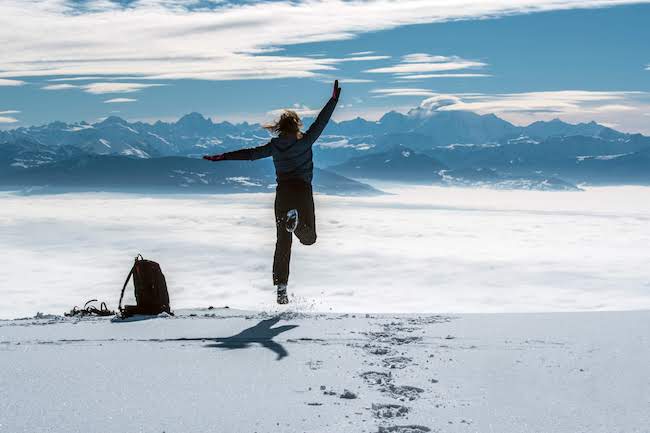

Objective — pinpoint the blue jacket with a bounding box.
[221,97,338,183]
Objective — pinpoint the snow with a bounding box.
[117,123,139,134]
[576,153,631,161]
[10,156,53,169]
[507,135,540,145]
[0,309,648,432]
[121,145,149,158]
[226,134,254,141]
[147,131,171,145]
[0,186,649,320]
[98,138,111,148]
[226,176,262,187]
[65,124,94,132]
[317,136,375,150]
[317,137,351,148]
[196,137,223,147]
[0,185,648,432]
[436,143,500,149]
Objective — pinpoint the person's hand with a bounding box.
[203,154,226,162]
[332,79,341,100]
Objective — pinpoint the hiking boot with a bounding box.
[277,284,289,305]
[286,209,299,233]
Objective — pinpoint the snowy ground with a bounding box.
[2,186,649,432]
[1,308,648,433]
[1,185,650,319]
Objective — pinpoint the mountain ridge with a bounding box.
[2,108,649,191]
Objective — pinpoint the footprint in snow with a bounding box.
[377,425,431,433]
[364,344,395,356]
[372,403,409,419]
[382,356,413,369]
[382,384,424,401]
[361,371,393,386]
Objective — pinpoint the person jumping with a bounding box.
[203,80,342,304]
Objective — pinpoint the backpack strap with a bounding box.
[118,255,141,314]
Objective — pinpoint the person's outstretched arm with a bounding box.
[302,80,342,145]
[203,142,271,162]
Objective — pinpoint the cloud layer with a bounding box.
[412,90,648,115]
[0,78,25,86]
[42,82,164,94]
[405,90,650,132]
[2,186,650,318]
[104,98,138,103]
[365,54,487,77]
[1,0,649,81]
[0,110,20,123]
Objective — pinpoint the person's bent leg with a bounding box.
[294,183,317,246]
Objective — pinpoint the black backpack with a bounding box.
[119,254,172,318]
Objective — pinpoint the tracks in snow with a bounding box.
[356,316,451,433]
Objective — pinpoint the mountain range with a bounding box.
[1,107,649,194]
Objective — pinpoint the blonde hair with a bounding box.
[264,110,303,138]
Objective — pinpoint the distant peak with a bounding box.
[177,112,212,127]
[98,115,127,125]
[379,110,406,123]
[47,120,68,128]
[180,112,206,121]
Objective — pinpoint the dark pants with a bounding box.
[272,180,316,285]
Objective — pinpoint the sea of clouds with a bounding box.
[1,185,649,319]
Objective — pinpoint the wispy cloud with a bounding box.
[104,98,137,103]
[398,73,491,80]
[0,78,25,86]
[371,87,437,97]
[48,76,106,82]
[365,54,487,75]
[268,103,320,118]
[412,90,648,116]
[336,55,391,62]
[317,77,374,84]
[0,113,19,123]
[83,82,164,94]
[42,83,77,90]
[0,0,646,82]
[42,82,164,94]
[591,104,635,112]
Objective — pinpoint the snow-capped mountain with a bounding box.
[328,145,448,183]
[1,108,649,191]
[0,154,380,196]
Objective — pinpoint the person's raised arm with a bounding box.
[203,142,271,162]
[303,80,341,145]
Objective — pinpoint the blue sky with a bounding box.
[1,0,650,133]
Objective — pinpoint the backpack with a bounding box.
[118,254,172,318]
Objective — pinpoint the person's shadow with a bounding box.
[205,316,298,360]
[145,316,298,360]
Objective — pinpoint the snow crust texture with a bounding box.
[1,309,648,432]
